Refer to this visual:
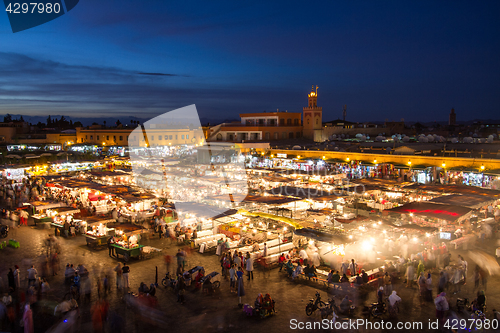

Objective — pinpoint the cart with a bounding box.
[200,271,221,289]
[85,234,111,249]
[182,266,204,286]
[112,244,144,262]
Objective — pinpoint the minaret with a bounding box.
[303,85,322,141]
[449,108,456,126]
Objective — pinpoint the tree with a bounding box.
[103,120,106,127]
[74,121,83,127]
[4,114,12,122]
[47,115,52,125]
[19,116,24,122]
[116,119,121,126]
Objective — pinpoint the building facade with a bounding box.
[76,126,202,147]
[208,111,302,142]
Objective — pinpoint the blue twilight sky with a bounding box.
[0,0,499,122]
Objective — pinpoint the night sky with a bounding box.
[0,0,499,122]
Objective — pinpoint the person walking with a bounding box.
[229,264,236,293]
[406,261,415,288]
[27,265,37,287]
[121,263,130,289]
[245,253,254,280]
[434,292,449,328]
[384,272,392,296]
[114,263,122,289]
[7,268,15,291]
[237,267,245,307]
[13,265,20,290]
[22,303,34,333]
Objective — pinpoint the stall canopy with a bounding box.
[208,194,302,205]
[266,186,341,199]
[350,178,414,189]
[237,208,303,229]
[262,175,294,183]
[429,194,496,209]
[387,202,473,222]
[84,216,116,225]
[405,184,500,198]
[294,228,347,243]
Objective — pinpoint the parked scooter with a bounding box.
[0,225,8,238]
[161,272,177,289]
[368,300,387,318]
[306,292,326,316]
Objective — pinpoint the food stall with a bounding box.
[111,223,148,261]
[84,216,116,248]
[48,207,81,235]
[25,201,64,226]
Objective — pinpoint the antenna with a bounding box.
[342,105,347,121]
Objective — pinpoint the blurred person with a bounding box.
[22,303,34,333]
[27,265,37,287]
[114,263,122,289]
[434,292,449,327]
[13,266,20,290]
[7,268,15,291]
[121,263,130,289]
[245,253,254,280]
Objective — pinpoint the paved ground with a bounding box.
[1,220,500,333]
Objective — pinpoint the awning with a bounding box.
[404,184,500,198]
[429,194,496,209]
[294,228,347,243]
[387,202,473,222]
[266,186,339,199]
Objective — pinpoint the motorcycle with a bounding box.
[306,292,326,316]
[320,298,339,319]
[0,225,8,238]
[161,272,177,289]
[368,300,387,318]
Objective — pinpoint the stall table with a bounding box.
[112,244,144,261]
[84,217,116,249]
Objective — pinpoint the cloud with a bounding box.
[137,72,189,77]
[0,51,289,119]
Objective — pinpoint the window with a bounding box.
[265,132,270,140]
[186,135,189,139]
[151,136,154,140]
[296,132,301,138]
[106,136,109,140]
[158,135,162,140]
[85,135,88,139]
[216,133,222,141]
[274,132,279,140]
[282,132,286,139]
[175,135,178,140]
[181,135,185,139]
[307,120,310,125]
[113,136,116,141]
[81,138,84,143]
[97,135,99,140]
[287,119,291,125]
[258,119,264,125]
[280,119,284,126]
[169,135,173,140]
[269,119,276,126]
[294,119,299,125]
[90,135,93,140]
[119,136,123,141]
[316,119,319,125]
[289,132,294,139]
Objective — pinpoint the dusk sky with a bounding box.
[0,1,499,122]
